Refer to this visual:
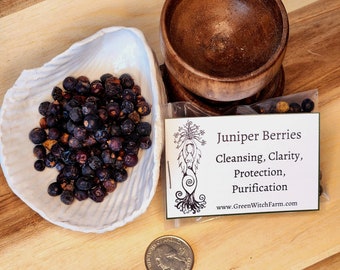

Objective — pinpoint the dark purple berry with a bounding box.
[68,136,82,149]
[102,179,117,193]
[124,153,138,167]
[81,164,95,177]
[75,76,90,95]
[82,102,97,115]
[33,145,46,159]
[63,76,77,92]
[73,126,87,141]
[83,114,102,131]
[48,127,61,140]
[69,107,83,122]
[100,73,113,84]
[136,122,151,136]
[89,185,106,203]
[76,176,94,191]
[139,136,152,149]
[52,86,63,101]
[34,160,45,171]
[38,101,51,116]
[289,102,301,113]
[74,189,88,201]
[63,165,79,179]
[90,80,104,96]
[119,73,134,89]
[48,182,62,196]
[96,167,111,181]
[108,137,123,152]
[45,153,57,168]
[120,118,135,135]
[60,190,75,205]
[106,102,120,118]
[113,169,128,182]
[301,98,314,112]
[88,156,103,170]
[136,101,151,116]
[75,149,89,164]
[29,128,47,144]
[101,150,115,164]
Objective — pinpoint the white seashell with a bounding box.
[0,27,167,233]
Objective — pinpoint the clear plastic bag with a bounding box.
[162,89,327,228]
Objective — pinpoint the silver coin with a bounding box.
[145,235,194,270]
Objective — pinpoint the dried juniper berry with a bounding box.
[89,185,107,203]
[119,73,134,89]
[301,98,314,112]
[48,101,62,115]
[29,127,47,144]
[38,101,51,116]
[68,136,82,149]
[64,98,80,112]
[100,73,113,84]
[136,122,151,136]
[90,80,104,96]
[122,89,136,102]
[48,127,61,140]
[110,124,122,136]
[106,102,120,118]
[61,149,77,165]
[63,164,79,179]
[75,149,89,164]
[52,86,64,101]
[34,160,45,171]
[33,144,46,159]
[108,137,123,152]
[97,108,109,122]
[81,164,95,177]
[139,136,152,149]
[63,76,77,92]
[46,115,59,128]
[101,149,115,164]
[50,143,64,158]
[75,76,91,95]
[73,126,87,141]
[289,102,301,113]
[94,129,109,144]
[69,107,83,122]
[60,190,75,205]
[124,153,138,167]
[102,179,117,193]
[82,102,97,116]
[48,182,63,196]
[113,168,128,182]
[121,100,135,114]
[88,156,103,171]
[45,152,57,168]
[76,176,94,191]
[83,114,102,131]
[74,189,88,201]
[96,167,111,181]
[105,77,122,98]
[136,101,151,116]
[128,110,141,124]
[120,118,135,135]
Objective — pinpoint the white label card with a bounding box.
[165,113,320,219]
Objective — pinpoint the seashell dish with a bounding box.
[0,27,167,233]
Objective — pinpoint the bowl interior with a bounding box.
[164,0,286,78]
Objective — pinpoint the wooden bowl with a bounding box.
[160,0,289,102]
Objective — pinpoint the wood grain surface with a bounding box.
[0,0,339,269]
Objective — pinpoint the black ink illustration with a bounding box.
[173,120,207,214]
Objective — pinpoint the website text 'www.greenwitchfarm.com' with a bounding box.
[216,201,298,211]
